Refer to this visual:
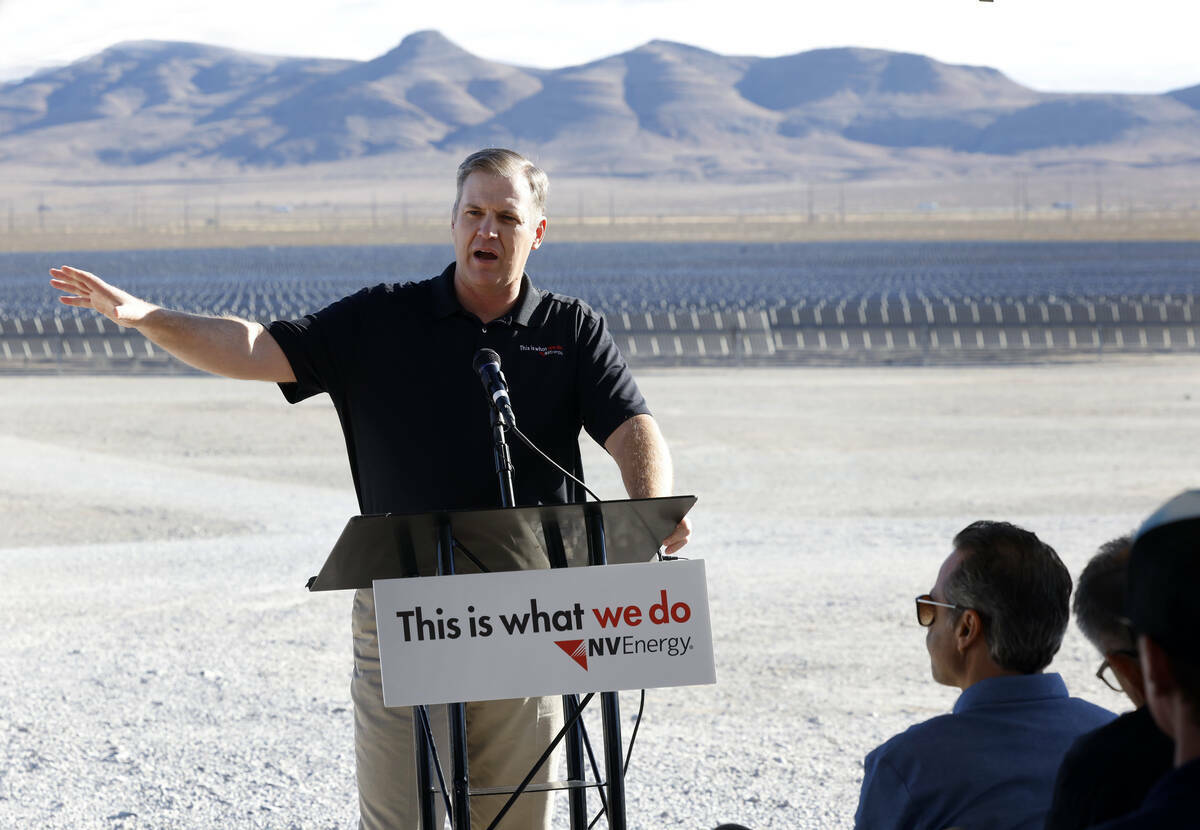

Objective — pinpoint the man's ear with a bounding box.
[955,609,984,654]
[1140,635,1177,699]
[1138,634,1182,737]
[531,216,547,250]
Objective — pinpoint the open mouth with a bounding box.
[473,250,499,261]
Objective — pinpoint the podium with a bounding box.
[308,495,698,830]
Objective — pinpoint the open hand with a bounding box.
[49,265,154,327]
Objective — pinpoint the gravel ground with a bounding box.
[2,358,1199,829]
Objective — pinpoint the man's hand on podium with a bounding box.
[605,414,693,556]
[662,515,692,555]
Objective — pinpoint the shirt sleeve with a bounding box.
[574,307,651,447]
[855,748,911,830]
[266,287,371,404]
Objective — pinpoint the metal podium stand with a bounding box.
[307,495,696,830]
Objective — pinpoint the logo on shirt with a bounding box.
[520,344,565,357]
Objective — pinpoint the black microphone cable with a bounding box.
[508,424,602,502]
[508,423,671,566]
[477,350,671,556]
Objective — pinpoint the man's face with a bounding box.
[925,549,965,687]
[451,170,546,302]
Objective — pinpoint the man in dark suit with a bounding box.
[1092,490,1200,829]
[1044,536,1173,829]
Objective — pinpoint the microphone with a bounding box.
[472,348,517,428]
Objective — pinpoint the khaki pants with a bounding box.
[352,588,563,830]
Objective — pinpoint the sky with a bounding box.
[1,0,1197,94]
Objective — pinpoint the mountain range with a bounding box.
[2,30,1198,180]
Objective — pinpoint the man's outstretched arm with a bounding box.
[49,265,295,383]
[604,413,692,555]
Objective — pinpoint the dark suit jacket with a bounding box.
[1044,705,1174,830]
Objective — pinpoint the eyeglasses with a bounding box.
[915,594,963,627]
[1096,650,1138,692]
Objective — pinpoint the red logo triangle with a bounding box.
[555,639,587,670]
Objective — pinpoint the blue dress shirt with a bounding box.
[854,673,1115,830]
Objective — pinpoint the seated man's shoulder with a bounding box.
[1089,759,1200,829]
[965,675,1114,731]
[866,713,961,766]
[1049,708,1175,830]
[1051,693,1118,730]
[866,687,1111,773]
[1068,706,1157,755]
[959,693,1113,745]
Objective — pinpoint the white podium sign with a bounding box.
[373,560,715,707]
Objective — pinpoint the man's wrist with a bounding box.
[117,298,161,329]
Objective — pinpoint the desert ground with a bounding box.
[2,357,1199,828]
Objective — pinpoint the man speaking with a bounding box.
[50,147,691,829]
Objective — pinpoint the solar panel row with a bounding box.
[3,321,1194,369]
[3,280,1196,368]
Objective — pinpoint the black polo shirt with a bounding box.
[267,263,649,515]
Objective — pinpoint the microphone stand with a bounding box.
[489,405,516,509]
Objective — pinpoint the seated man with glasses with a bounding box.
[1045,536,1174,830]
[854,521,1114,830]
[1091,490,1200,828]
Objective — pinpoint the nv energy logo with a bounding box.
[553,590,694,671]
[556,639,588,670]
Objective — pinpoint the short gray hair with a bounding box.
[453,148,548,220]
[946,520,1072,674]
[1074,536,1135,654]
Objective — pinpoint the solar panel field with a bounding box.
[3,241,1197,369]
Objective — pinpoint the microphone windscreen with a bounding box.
[472,348,501,374]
